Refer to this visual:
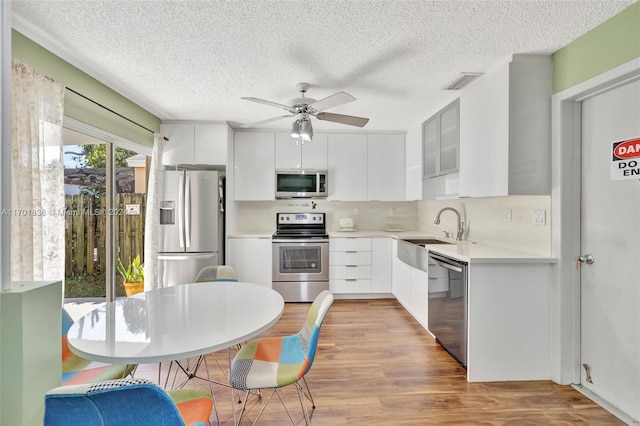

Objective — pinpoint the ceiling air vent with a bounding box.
[445,73,483,90]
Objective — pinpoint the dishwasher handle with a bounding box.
[430,259,463,273]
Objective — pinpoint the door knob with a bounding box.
[577,254,595,264]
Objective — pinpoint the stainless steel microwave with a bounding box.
[275,170,327,199]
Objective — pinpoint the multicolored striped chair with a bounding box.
[44,378,213,426]
[194,265,238,282]
[165,265,240,390]
[62,308,135,385]
[230,290,334,425]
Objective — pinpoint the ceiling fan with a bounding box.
[240,82,369,140]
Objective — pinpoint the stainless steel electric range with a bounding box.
[272,212,329,302]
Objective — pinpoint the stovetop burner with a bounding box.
[273,212,328,240]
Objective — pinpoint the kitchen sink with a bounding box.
[401,238,453,247]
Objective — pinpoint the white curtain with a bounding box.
[10,59,65,281]
[143,133,164,290]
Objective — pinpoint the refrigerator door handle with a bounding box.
[185,174,191,248]
[178,173,185,248]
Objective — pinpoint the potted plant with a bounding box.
[117,255,144,296]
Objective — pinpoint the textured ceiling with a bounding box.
[11,0,635,132]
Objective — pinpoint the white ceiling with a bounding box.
[10,0,634,132]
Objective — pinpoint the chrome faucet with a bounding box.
[434,207,465,241]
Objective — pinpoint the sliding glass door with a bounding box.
[62,126,147,302]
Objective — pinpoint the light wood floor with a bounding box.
[136,299,624,425]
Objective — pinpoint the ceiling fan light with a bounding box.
[290,120,301,139]
[300,119,313,141]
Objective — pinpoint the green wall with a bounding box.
[11,30,160,147]
[553,2,640,93]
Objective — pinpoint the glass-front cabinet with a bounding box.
[422,99,459,178]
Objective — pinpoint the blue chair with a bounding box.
[230,290,334,425]
[44,378,213,426]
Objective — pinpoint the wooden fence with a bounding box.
[65,194,146,277]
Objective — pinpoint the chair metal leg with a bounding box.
[301,376,316,409]
[295,382,311,426]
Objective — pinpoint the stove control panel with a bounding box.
[277,212,325,225]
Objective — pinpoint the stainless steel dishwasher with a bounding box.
[427,251,468,367]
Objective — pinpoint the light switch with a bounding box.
[504,209,512,223]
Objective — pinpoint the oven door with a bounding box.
[272,240,329,282]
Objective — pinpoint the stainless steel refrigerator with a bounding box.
[158,170,224,287]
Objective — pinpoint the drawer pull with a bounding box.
[346,265,357,267]
[345,251,358,253]
[345,279,357,282]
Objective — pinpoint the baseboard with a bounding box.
[572,384,639,425]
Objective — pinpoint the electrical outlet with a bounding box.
[353,208,360,216]
[531,210,546,226]
[504,209,512,223]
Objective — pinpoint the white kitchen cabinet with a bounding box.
[327,133,367,201]
[409,267,428,328]
[194,124,228,165]
[330,237,372,293]
[392,240,411,309]
[371,238,392,293]
[161,122,229,166]
[275,132,327,170]
[466,262,551,382]
[162,123,195,165]
[234,131,275,201]
[423,99,460,178]
[226,237,272,288]
[367,134,405,201]
[459,54,552,197]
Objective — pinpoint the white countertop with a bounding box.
[228,230,556,263]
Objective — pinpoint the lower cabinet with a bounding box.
[330,237,394,295]
[409,268,428,328]
[226,237,272,288]
[330,238,372,293]
[391,239,428,329]
[392,241,411,308]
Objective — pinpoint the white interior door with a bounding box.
[580,78,640,420]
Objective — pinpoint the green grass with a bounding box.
[64,273,127,298]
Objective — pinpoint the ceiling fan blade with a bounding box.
[241,97,293,111]
[308,91,356,112]
[315,112,369,127]
[239,114,295,128]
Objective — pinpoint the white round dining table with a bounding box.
[66,281,285,365]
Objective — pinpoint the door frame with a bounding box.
[63,117,151,301]
[551,57,640,386]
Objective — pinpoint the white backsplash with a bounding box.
[417,196,551,256]
[233,200,418,233]
[232,195,551,256]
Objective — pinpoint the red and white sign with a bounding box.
[611,137,640,181]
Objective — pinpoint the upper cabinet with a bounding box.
[327,133,368,201]
[275,132,328,170]
[367,134,405,201]
[234,131,275,201]
[459,54,552,197]
[233,131,404,201]
[422,99,460,178]
[161,122,229,166]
